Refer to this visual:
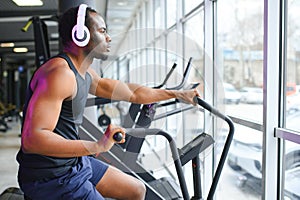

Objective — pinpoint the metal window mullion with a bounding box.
[262,0,281,199]
[203,0,215,198]
[277,0,288,199]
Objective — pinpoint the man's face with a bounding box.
[87,12,111,60]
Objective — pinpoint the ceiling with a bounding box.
[0,0,141,67]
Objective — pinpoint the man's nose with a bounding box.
[106,34,111,42]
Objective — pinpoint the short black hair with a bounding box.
[58,5,97,47]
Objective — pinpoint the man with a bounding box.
[16,5,199,200]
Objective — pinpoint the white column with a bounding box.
[262,0,280,199]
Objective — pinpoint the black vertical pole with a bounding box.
[191,156,202,200]
[32,16,50,68]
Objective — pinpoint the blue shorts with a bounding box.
[19,156,109,200]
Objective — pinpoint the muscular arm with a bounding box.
[88,68,199,104]
[21,61,122,158]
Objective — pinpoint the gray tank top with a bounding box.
[17,53,92,182]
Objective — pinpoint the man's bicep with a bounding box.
[23,71,71,133]
[24,90,63,133]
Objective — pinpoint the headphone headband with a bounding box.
[72,4,90,47]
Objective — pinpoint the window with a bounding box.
[284,1,300,199]
[217,0,264,199]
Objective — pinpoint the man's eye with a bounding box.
[100,29,107,34]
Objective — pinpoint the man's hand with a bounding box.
[96,124,126,154]
[176,88,200,106]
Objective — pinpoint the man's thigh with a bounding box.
[95,165,145,199]
[21,156,107,200]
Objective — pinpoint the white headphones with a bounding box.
[72,4,90,47]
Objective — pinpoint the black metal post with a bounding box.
[156,130,190,200]
[194,97,235,200]
[32,16,50,67]
[191,156,202,200]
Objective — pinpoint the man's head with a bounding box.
[71,4,90,47]
[59,5,96,48]
[59,5,111,59]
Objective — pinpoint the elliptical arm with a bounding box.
[193,97,235,200]
[153,63,177,89]
[166,57,193,90]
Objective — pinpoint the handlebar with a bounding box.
[153,63,177,89]
[193,96,235,199]
[113,132,124,142]
[166,57,193,90]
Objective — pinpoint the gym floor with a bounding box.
[0,120,21,194]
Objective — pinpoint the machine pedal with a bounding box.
[148,177,182,200]
[179,133,214,166]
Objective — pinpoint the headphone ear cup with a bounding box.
[72,24,90,47]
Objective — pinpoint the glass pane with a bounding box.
[286,0,300,132]
[217,0,264,119]
[225,124,263,199]
[183,10,205,148]
[154,0,165,30]
[185,0,203,14]
[166,0,177,28]
[185,13,204,82]
[217,0,263,199]
[165,28,184,88]
[283,140,300,199]
[284,1,300,199]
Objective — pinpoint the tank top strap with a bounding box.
[56,53,78,75]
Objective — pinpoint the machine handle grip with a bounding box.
[113,132,123,142]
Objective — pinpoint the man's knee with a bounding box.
[131,180,146,200]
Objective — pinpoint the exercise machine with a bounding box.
[81,58,235,200]
[80,96,234,200]
[82,57,233,199]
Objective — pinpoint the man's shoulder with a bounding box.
[48,56,69,67]
[40,58,74,83]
